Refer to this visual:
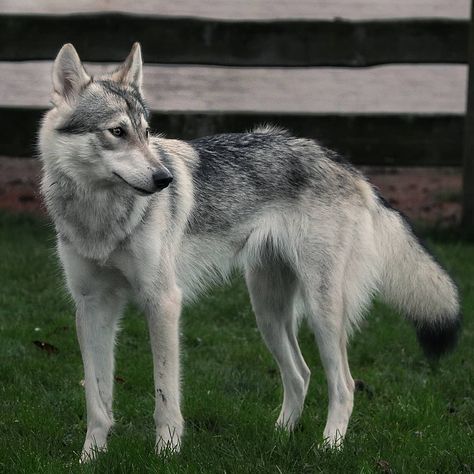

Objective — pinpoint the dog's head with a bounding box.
[40,43,172,195]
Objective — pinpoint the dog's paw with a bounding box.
[79,443,107,464]
[275,412,299,432]
[79,436,107,464]
[155,425,183,456]
[319,430,345,451]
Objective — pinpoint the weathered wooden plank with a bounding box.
[0,62,466,114]
[0,14,468,66]
[0,106,462,166]
[0,0,469,20]
[463,0,474,233]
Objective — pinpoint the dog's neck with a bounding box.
[41,166,151,262]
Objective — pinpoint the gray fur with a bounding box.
[187,128,358,234]
[58,81,149,135]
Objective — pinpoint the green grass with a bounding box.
[0,212,473,473]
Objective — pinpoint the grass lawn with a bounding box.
[0,211,473,473]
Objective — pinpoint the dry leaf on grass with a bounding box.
[33,340,59,355]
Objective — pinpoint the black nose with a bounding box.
[152,168,173,190]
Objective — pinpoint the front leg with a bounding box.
[59,243,127,462]
[76,292,126,462]
[143,284,184,454]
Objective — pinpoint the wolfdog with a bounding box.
[39,43,460,461]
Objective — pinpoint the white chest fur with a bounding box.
[43,174,151,262]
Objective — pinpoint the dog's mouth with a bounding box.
[113,172,155,196]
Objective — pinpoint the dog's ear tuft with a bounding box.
[52,44,90,105]
[112,42,143,91]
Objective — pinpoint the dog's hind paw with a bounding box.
[79,444,107,464]
[79,429,109,463]
[275,410,301,432]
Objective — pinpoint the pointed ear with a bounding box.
[52,44,90,105]
[112,42,143,90]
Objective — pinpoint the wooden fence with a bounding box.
[0,3,472,227]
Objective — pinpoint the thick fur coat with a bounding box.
[39,43,460,462]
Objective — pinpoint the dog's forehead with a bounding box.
[59,80,149,134]
[90,81,149,123]
[96,80,148,116]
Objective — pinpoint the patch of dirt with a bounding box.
[0,157,45,214]
[0,157,462,227]
[364,166,461,227]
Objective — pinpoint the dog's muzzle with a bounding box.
[152,168,173,191]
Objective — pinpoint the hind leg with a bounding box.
[304,290,354,447]
[340,332,355,394]
[245,263,310,430]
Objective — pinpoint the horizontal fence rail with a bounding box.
[1,1,469,20]
[2,62,464,113]
[0,14,468,66]
[0,107,462,166]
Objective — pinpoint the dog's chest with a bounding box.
[47,185,149,261]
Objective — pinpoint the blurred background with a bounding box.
[0,0,470,227]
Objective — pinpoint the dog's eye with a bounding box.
[109,127,125,138]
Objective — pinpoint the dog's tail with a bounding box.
[373,196,461,359]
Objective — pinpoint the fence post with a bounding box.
[463,0,474,235]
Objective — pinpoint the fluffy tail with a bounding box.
[373,197,461,358]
